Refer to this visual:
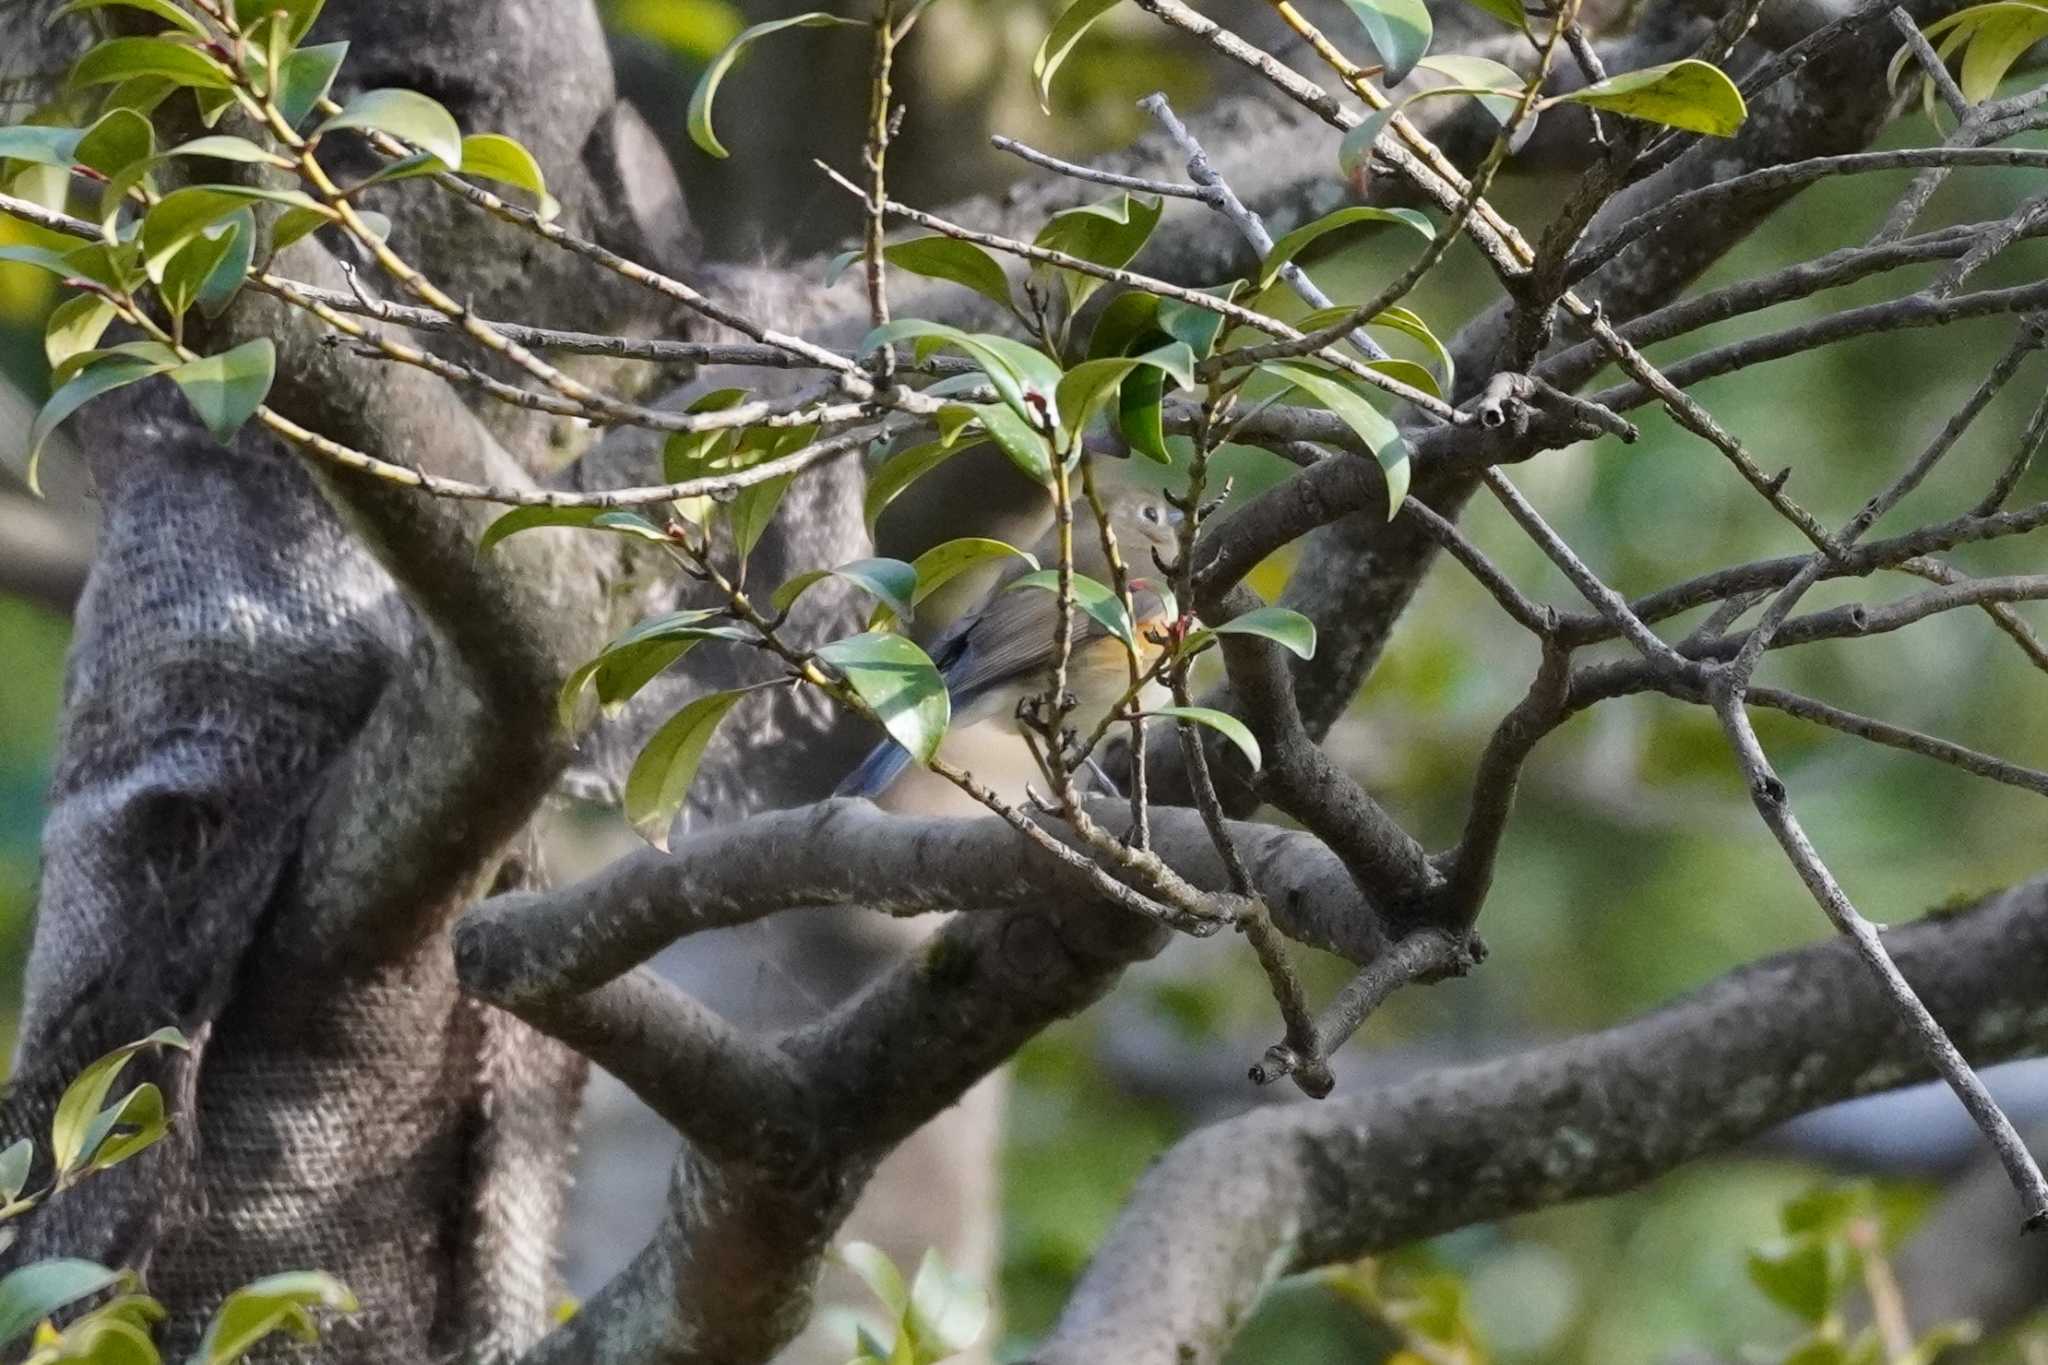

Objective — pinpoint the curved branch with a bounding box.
[1030,878,2048,1365]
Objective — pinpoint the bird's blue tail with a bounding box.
[835,738,913,798]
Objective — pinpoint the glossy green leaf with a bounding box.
[158,215,244,318]
[1033,192,1162,311]
[169,338,274,445]
[71,36,234,90]
[0,1260,127,1348]
[1186,605,1317,660]
[49,340,182,386]
[772,556,918,623]
[196,207,256,317]
[164,133,295,167]
[196,1270,357,1365]
[863,438,967,534]
[967,401,1054,483]
[460,132,559,220]
[1340,0,1431,83]
[1033,0,1123,110]
[0,126,83,169]
[53,0,209,36]
[1295,302,1454,391]
[477,506,667,551]
[73,108,154,177]
[26,356,176,494]
[141,185,320,279]
[881,236,1014,313]
[269,204,337,252]
[1257,205,1433,289]
[1086,290,1162,360]
[1051,341,1193,449]
[72,1082,167,1175]
[47,1311,159,1365]
[0,243,80,277]
[626,689,752,847]
[686,12,865,158]
[49,1027,187,1177]
[861,319,1058,427]
[1418,54,1526,122]
[1263,360,1408,514]
[871,537,1038,627]
[729,473,793,563]
[274,41,348,128]
[558,613,753,725]
[44,293,117,373]
[1151,705,1261,770]
[1007,569,1135,650]
[1543,58,1746,136]
[1117,363,1170,462]
[817,632,950,765]
[1902,4,2048,102]
[1365,356,1440,399]
[316,88,464,169]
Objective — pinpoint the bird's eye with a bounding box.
[1141,504,1163,524]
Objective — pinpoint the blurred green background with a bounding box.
[3,1,2046,1360]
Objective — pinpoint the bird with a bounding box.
[837,484,1184,814]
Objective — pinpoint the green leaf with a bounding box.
[49,1027,187,1177]
[906,1248,991,1359]
[1116,364,1170,463]
[1340,0,1431,83]
[686,12,865,158]
[558,612,753,725]
[880,236,1014,313]
[1033,192,1162,311]
[141,185,321,279]
[478,506,667,551]
[1086,290,1163,360]
[70,36,234,90]
[196,1271,357,1365]
[195,207,256,317]
[0,1140,30,1205]
[772,557,918,623]
[1746,1237,1848,1324]
[625,689,752,847]
[73,108,154,177]
[26,356,176,494]
[316,88,464,170]
[1543,58,1746,136]
[460,132,559,220]
[817,632,950,765]
[273,41,348,128]
[873,536,1038,627]
[1456,0,1528,32]
[729,473,793,563]
[1417,55,1526,122]
[864,438,967,534]
[1781,1182,1875,1237]
[1263,360,1408,514]
[1151,705,1261,770]
[1257,206,1433,290]
[0,1261,127,1348]
[1033,0,1123,111]
[1295,302,1454,390]
[1365,356,1440,399]
[1006,569,1135,650]
[0,125,83,169]
[46,1310,159,1365]
[163,133,295,167]
[967,401,1055,483]
[1157,284,1242,360]
[169,338,275,445]
[269,204,336,252]
[233,0,327,44]
[1051,341,1194,451]
[72,1082,167,1175]
[840,1242,911,1319]
[1187,605,1317,659]
[44,293,117,373]
[861,319,1061,428]
[53,0,209,37]
[159,216,243,318]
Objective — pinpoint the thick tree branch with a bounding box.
[1031,878,2048,1365]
